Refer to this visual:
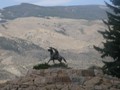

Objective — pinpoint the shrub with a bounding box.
[33,63,50,69]
[33,63,69,70]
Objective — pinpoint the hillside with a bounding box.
[0,17,110,82]
[0,36,48,80]
[0,17,105,50]
[0,17,105,72]
[0,2,117,88]
[0,3,111,82]
[0,3,108,20]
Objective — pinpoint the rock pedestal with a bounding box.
[0,68,120,90]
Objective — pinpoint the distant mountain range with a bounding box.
[0,3,108,20]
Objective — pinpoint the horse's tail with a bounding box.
[62,57,67,63]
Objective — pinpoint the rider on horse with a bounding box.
[47,47,67,64]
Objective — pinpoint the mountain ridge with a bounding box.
[0,3,108,20]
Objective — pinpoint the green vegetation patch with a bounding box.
[51,63,68,68]
[33,63,69,70]
[33,63,50,69]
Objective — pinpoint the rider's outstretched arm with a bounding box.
[51,47,59,55]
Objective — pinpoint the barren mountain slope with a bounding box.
[0,17,105,51]
[0,17,108,81]
[0,36,48,81]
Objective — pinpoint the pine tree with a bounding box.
[94,0,120,78]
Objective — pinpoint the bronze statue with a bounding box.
[47,47,67,64]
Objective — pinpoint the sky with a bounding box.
[0,0,110,8]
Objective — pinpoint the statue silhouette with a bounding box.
[47,47,67,64]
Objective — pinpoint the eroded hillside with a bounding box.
[0,17,108,81]
[0,17,105,50]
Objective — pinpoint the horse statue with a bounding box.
[47,47,67,64]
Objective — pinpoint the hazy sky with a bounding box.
[0,0,110,8]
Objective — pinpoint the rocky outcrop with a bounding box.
[0,68,120,90]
